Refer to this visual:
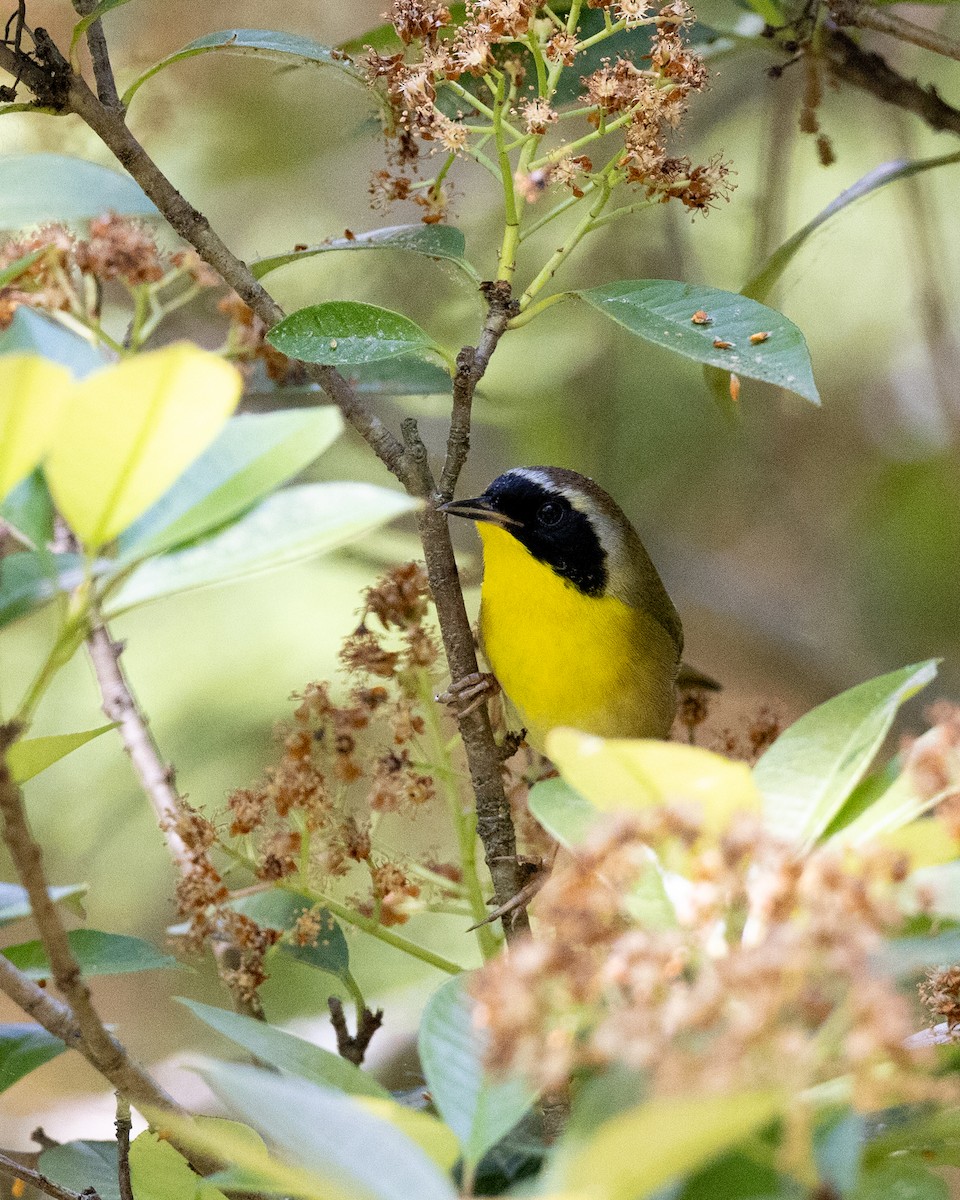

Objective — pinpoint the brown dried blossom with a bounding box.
[75,213,164,285]
[472,811,938,1104]
[921,966,960,1031]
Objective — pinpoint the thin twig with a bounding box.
[327,996,384,1066]
[0,1149,100,1200]
[85,611,264,1020]
[830,0,960,65]
[822,25,960,137]
[116,1094,134,1200]
[71,0,121,107]
[0,723,180,1116]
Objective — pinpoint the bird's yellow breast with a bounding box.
[476,523,677,748]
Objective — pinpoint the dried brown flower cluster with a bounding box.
[472,808,943,1109]
[366,0,730,223]
[171,562,472,1001]
[0,216,201,329]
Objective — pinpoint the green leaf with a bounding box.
[252,224,478,282]
[558,1091,782,1200]
[0,154,157,227]
[528,776,600,848]
[39,1141,120,1200]
[754,661,938,849]
[418,975,535,1168]
[122,29,366,109]
[0,551,84,633]
[578,280,820,405]
[3,930,177,978]
[45,343,243,549]
[0,354,73,502]
[199,1062,459,1200]
[855,1160,948,1200]
[267,302,444,367]
[745,150,960,305]
[0,471,55,549]
[117,408,344,561]
[347,356,454,396]
[71,0,134,58]
[815,1110,865,1197]
[0,1023,67,1091]
[228,889,350,979]
[0,882,87,927]
[878,929,960,978]
[680,1151,794,1200]
[178,998,389,1098]
[7,724,117,784]
[129,1131,229,1200]
[0,308,108,378]
[108,482,418,612]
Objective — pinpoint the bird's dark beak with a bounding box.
[437,496,520,528]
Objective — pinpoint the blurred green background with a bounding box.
[2,0,960,1145]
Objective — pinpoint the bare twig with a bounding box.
[85,613,264,1019]
[0,723,180,1115]
[830,1,960,65]
[116,1094,134,1200]
[70,0,121,107]
[822,25,960,137]
[0,1149,100,1200]
[327,996,384,1066]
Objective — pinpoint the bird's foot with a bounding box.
[437,671,500,718]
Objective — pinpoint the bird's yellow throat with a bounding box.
[476,521,676,747]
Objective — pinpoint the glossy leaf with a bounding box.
[0,1023,66,1091]
[0,154,156,227]
[71,0,133,57]
[0,471,55,548]
[0,882,87,927]
[578,280,819,405]
[347,355,453,396]
[129,1131,229,1200]
[0,551,84,633]
[419,975,535,1168]
[0,307,108,378]
[178,998,389,1098]
[45,343,243,548]
[252,224,478,282]
[122,29,366,109]
[827,721,960,847]
[3,929,177,978]
[544,730,762,837]
[8,724,116,784]
[39,1141,120,1200]
[745,150,960,304]
[108,482,418,612]
[199,1062,459,1200]
[0,355,73,501]
[229,888,350,977]
[527,776,601,848]
[755,661,938,849]
[559,1091,781,1200]
[117,407,344,561]
[267,302,443,366]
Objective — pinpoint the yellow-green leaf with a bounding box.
[545,729,762,836]
[0,355,73,501]
[44,343,242,548]
[356,1099,460,1172]
[7,724,117,784]
[129,1131,229,1200]
[560,1091,782,1200]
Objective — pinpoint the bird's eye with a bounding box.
[537,500,565,528]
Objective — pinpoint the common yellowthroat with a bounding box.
[439,467,685,749]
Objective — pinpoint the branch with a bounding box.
[0,1149,100,1200]
[327,996,384,1066]
[822,25,960,137]
[0,723,181,1116]
[829,1,960,65]
[116,1094,134,1200]
[70,0,121,107]
[85,613,264,1020]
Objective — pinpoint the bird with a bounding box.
[438,466,690,750]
